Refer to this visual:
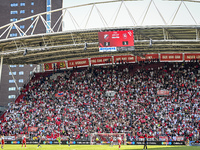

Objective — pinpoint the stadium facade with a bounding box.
[0,0,62,111]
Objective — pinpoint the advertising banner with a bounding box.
[113,55,135,63]
[4,136,15,141]
[176,136,184,141]
[44,63,53,71]
[157,90,170,96]
[8,140,87,145]
[160,53,183,62]
[137,54,159,62]
[91,56,112,65]
[126,141,185,145]
[171,141,185,145]
[159,136,168,141]
[190,141,200,146]
[28,127,38,132]
[7,140,185,145]
[67,59,89,68]
[184,53,200,61]
[44,61,66,71]
[57,61,67,69]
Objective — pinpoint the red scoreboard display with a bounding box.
[98,30,134,52]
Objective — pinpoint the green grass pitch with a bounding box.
[1,145,200,150]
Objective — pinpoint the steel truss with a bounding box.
[0,0,199,64]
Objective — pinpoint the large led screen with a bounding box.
[98,30,134,52]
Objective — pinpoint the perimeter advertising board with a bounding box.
[7,140,185,145]
[98,30,134,52]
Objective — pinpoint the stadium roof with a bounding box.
[0,0,200,65]
[0,25,200,65]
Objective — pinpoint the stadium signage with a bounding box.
[136,54,159,62]
[44,63,53,70]
[28,127,38,132]
[99,47,117,52]
[185,53,200,61]
[189,141,200,146]
[147,142,157,145]
[44,61,66,71]
[91,56,112,65]
[160,53,183,62]
[126,141,185,145]
[172,141,185,145]
[43,53,200,70]
[113,55,135,63]
[4,136,15,141]
[98,30,134,52]
[175,136,184,141]
[159,136,168,141]
[7,140,185,145]
[157,90,170,96]
[67,58,89,68]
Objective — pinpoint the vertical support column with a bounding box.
[0,55,3,85]
[158,53,161,62]
[163,28,166,40]
[196,29,199,40]
[88,58,91,67]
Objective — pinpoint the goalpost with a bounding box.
[90,133,126,145]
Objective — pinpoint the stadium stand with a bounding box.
[0,60,200,142]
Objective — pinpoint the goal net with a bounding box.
[90,133,126,145]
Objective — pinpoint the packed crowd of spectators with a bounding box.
[1,61,200,141]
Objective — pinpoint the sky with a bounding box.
[62,0,200,30]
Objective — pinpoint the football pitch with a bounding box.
[1,145,200,150]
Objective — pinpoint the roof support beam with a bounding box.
[31,16,40,35]
[141,0,153,25]
[40,15,54,33]
[164,29,177,39]
[112,1,123,26]
[95,5,108,27]
[183,1,198,24]
[85,4,95,28]
[170,1,182,25]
